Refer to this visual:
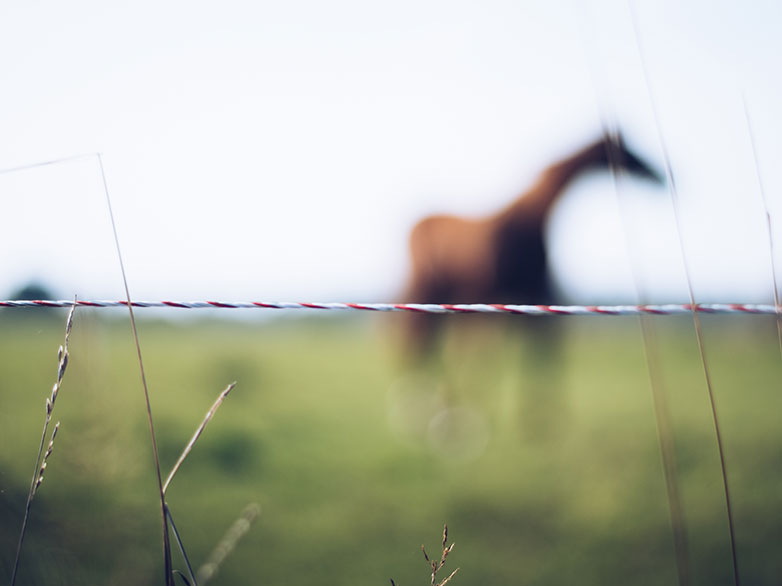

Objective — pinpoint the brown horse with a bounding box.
[401,133,664,358]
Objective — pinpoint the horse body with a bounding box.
[408,214,549,304]
[402,134,662,356]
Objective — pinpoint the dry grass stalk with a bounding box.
[163,382,236,495]
[423,525,459,586]
[101,153,174,585]
[11,304,75,586]
[196,503,261,585]
[155,382,237,584]
[391,525,459,586]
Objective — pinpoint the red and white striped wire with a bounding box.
[0,299,777,316]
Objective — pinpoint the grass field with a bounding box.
[1,309,781,585]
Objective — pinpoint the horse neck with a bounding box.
[497,141,607,225]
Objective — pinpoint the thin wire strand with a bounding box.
[628,4,740,585]
[0,299,776,315]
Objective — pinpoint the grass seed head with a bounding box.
[33,422,60,493]
[57,351,68,380]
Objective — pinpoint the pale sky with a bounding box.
[1,0,780,306]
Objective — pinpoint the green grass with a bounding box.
[1,310,781,585]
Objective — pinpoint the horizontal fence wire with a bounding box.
[0,299,778,316]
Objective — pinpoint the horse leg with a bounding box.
[511,314,568,441]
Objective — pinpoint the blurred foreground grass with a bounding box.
[1,310,781,585]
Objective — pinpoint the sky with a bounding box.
[1,0,781,307]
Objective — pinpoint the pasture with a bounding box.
[1,310,780,585]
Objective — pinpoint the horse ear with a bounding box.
[606,128,625,149]
[599,129,623,163]
[600,128,626,155]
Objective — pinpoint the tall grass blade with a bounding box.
[163,382,236,494]
[166,505,199,586]
[99,153,174,585]
[628,4,739,584]
[173,571,193,586]
[602,120,691,585]
[742,95,782,359]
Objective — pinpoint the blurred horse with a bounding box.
[400,133,664,360]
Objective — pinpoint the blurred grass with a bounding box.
[1,309,781,585]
